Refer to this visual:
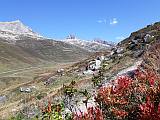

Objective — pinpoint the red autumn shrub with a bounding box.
[73,107,104,120]
[72,60,160,120]
[115,76,133,94]
[95,68,160,120]
[111,108,128,119]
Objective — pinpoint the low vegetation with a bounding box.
[2,22,160,120]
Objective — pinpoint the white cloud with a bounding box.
[97,19,107,24]
[97,20,103,23]
[97,18,118,25]
[110,18,118,25]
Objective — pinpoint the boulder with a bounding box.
[83,70,94,75]
[131,39,138,44]
[128,43,137,50]
[101,55,105,61]
[144,34,151,43]
[0,95,7,103]
[133,50,144,58]
[44,76,56,85]
[57,68,65,76]
[116,47,124,54]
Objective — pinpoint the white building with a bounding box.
[95,59,101,69]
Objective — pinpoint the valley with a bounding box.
[0,20,160,120]
[1,0,160,119]
[0,62,74,117]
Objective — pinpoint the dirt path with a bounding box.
[0,62,75,77]
[0,66,41,76]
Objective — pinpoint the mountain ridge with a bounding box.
[0,20,114,52]
[0,20,92,72]
[64,37,114,52]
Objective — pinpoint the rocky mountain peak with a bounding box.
[64,35,114,52]
[0,20,43,42]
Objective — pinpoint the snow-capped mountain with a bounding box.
[0,21,91,70]
[93,39,116,46]
[64,37,114,52]
[0,20,43,43]
[0,20,113,53]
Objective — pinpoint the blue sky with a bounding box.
[0,0,160,42]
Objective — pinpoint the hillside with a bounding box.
[0,39,91,72]
[1,21,160,120]
[6,22,159,120]
[0,21,91,72]
[15,38,90,62]
[0,39,43,72]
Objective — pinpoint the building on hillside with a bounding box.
[95,57,101,69]
[20,87,32,93]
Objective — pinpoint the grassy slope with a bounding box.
[0,40,43,72]
[0,38,91,73]
[0,37,92,119]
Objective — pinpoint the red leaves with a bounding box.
[139,102,160,120]
[73,107,104,120]
[96,86,112,105]
[116,76,133,91]
[139,97,154,118]
[47,100,52,113]
[135,69,147,82]
[73,66,160,120]
[135,68,157,87]
[73,111,83,120]
[94,68,160,119]
[111,108,128,119]
[87,107,94,120]
[95,107,104,120]
[149,78,155,87]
